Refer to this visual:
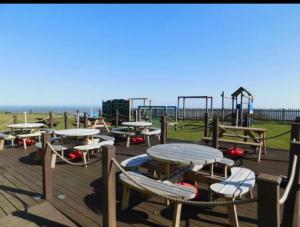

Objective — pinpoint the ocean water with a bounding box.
[0,106,101,114]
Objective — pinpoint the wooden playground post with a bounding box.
[42,132,53,201]
[221,91,225,124]
[102,145,116,227]
[257,173,282,227]
[49,111,53,128]
[76,110,80,128]
[161,113,168,144]
[204,112,209,137]
[83,112,88,128]
[212,118,219,148]
[64,112,68,129]
[115,109,119,128]
[13,115,17,124]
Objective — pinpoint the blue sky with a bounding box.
[0,4,300,108]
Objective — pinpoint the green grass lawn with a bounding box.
[0,113,292,150]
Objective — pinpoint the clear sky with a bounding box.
[0,4,300,108]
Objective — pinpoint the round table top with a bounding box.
[122,121,152,127]
[54,128,100,137]
[7,123,44,129]
[147,143,223,166]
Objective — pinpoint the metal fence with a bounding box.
[176,108,300,121]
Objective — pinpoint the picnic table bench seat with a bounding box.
[74,140,114,167]
[140,128,161,147]
[210,167,255,198]
[110,127,136,148]
[17,132,42,150]
[190,157,234,178]
[120,170,196,227]
[210,167,255,227]
[0,132,16,150]
[93,134,115,141]
[120,154,151,170]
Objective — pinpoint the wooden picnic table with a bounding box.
[147,143,223,178]
[218,124,267,154]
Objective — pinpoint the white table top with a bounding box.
[147,143,223,166]
[7,123,44,129]
[122,121,152,127]
[54,128,100,137]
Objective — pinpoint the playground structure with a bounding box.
[137,105,178,127]
[129,98,151,121]
[177,96,213,120]
[101,97,151,125]
[221,87,254,127]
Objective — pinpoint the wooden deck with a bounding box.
[0,138,295,227]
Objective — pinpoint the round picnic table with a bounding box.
[54,128,100,137]
[7,123,44,129]
[147,143,223,178]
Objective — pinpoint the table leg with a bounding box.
[165,163,170,178]
[226,197,239,227]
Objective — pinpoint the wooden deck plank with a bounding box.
[0,201,76,226]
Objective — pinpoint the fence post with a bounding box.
[102,145,116,227]
[161,113,168,144]
[257,173,281,227]
[42,132,53,200]
[49,111,53,128]
[204,112,209,137]
[13,115,17,124]
[282,108,285,121]
[115,109,119,128]
[83,112,88,128]
[64,112,68,129]
[212,118,219,148]
[282,141,300,227]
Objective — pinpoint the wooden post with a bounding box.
[102,145,116,227]
[221,91,225,124]
[161,113,168,144]
[115,109,119,128]
[49,111,53,128]
[83,112,88,128]
[76,110,80,128]
[64,112,68,129]
[240,94,243,126]
[212,118,219,148]
[282,141,300,227]
[13,115,17,124]
[204,112,209,137]
[42,132,53,200]
[183,98,185,121]
[257,173,282,227]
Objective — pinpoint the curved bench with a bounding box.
[120,154,151,170]
[35,142,68,168]
[119,171,196,227]
[210,167,255,227]
[140,128,161,147]
[110,127,135,147]
[93,134,115,141]
[0,132,16,150]
[17,132,42,150]
[74,140,114,167]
